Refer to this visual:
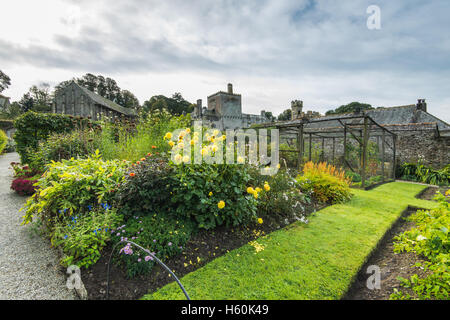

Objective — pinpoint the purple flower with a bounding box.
[144,256,153,262]
[168,242,172,246]
[153,239,156,243]
[138,258,142,262]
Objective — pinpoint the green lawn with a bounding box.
[143,182,438,300]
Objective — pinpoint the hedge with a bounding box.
[13,111,94,163]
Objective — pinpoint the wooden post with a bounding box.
[392,135,397,180]
[321,138,325,162]
[297,124,304,171]
[343,125,347,166]
[332,137,335,164]
[381,130,385,182]
[308,133,312,161]
[361,117,369,188]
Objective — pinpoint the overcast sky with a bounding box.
[0,0,449,121]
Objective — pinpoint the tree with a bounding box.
[18,83,53,113]
[119,90,140,109]
[0,70,11,93]
[325,102,373,116]
[277,109,292,121]
[264,111,275,122]
[0,101,22,119]
[143,93,194,116]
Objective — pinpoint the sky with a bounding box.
[0,0,449,122]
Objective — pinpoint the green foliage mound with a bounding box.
[297,161,352,204]
[0,129,7,154]
[391,191,450,300]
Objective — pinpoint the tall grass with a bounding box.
[95,109,191,162]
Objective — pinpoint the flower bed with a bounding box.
[18,118,356,299]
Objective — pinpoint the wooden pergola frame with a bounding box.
[253,114,397,187]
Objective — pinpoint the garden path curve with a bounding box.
[0,152,76,300]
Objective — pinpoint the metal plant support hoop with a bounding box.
[106,240,190,300]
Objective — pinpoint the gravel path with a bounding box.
[0,152,76,300]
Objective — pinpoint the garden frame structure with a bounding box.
[254,114,397,187]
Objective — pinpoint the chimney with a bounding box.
[196,99,202,117]
[227,83,233,94]
[416,99,427,112]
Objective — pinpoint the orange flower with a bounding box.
[147,153,152,156]
[129,172,135,177]
[141,157,146,161]
[136,161,141,165]
[152,145,157,149]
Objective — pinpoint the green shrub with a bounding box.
[13,111,94,163]
[297,161,352,204]
[52,207,123,268]
[249,168,311,222]
[169,163,259,229]
[398,162,450,186]
[390,191,450,300]
[116,154,175,220]
[345,171,361,183]
[30,129,98,172]
[21,150,129,234]
[111,214,195,278]
[0,129,7,154]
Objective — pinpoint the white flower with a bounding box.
[416,235,427,241]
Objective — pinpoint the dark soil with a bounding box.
[344,186,447,300]
[343,207,430,300]
[82,201,326,300]
[417,186,449,201]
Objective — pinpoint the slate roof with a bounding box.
[366,105,450,131]
[264,104,450,134]
[72,82,137,117]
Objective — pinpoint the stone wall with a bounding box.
[391,125,449,169]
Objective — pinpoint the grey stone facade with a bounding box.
[53,82,136,120]
[192,83,269,130]
[0,94,10,110]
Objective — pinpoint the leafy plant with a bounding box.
[111,214,195,278]
[297,161,352,204]
[116,154,175,220]
[0,129,7,154]
[169,162,259,229]
[52,206,123,268]
[398,162,449,186]
[11,177,39,196]
[250,167,311,223]
[21,150,128,234]
[390,191,450,300]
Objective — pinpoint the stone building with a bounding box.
[53,81,136,120]
[192,83,269,130]
[285,99,450,169]
[0,94,10,110]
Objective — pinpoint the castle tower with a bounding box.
[291,100,303,120]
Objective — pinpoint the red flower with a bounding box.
[151,146,157,149]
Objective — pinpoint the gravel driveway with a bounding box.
[0,152,76,300]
